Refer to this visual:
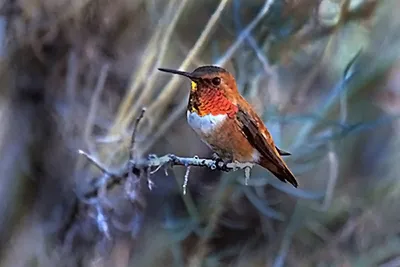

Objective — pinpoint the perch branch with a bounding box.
[79,151,255,199]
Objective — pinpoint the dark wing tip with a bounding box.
[276,146,291,156]
[282,172,298,188]
[289,177,298,188]
[279,168,298,188]
[259,157,299,188]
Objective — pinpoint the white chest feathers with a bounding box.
[187,111,226,136]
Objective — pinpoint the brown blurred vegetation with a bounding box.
[0,0,400,266]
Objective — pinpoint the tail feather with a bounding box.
[259,157,298,188]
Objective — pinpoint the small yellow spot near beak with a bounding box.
[191,81,197,92]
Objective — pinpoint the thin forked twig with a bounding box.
[130,107,146,161]
[78,150,117,178]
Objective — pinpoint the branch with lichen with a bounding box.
[79,150,255,198]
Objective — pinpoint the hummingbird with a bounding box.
[158,65,298,187]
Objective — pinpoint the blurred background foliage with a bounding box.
[0,0,399,266]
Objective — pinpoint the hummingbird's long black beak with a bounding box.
[158,68,198,80]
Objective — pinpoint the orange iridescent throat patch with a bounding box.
[196,88,238,118]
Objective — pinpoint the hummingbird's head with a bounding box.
[158,65,238,96]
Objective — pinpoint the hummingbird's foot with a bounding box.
[212,152,222,161]
[211,153,230,172]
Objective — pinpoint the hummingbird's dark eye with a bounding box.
[212,77,221,86]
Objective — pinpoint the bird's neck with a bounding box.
[188,87,238,118]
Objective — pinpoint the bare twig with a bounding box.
[183,166,191,195]
[129,107,146,161]
[244,165,252,185]
[78,150,116,177]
